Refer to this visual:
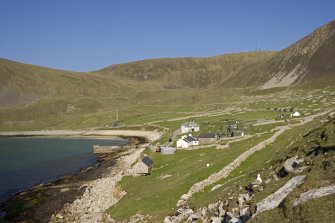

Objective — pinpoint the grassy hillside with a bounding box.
[1,20,335,131]
[96,51,275,88]
[224,19,335,89]
[103,108,335,222]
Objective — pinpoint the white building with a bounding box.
[181,122,200,134]
[176,134,199,148]
[291,111,301,117]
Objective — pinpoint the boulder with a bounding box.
[279,156,305,177]
[201,207,208,217]
[184,208,194,215]
[218,202,226,217]
[176,208,184,215]
[56,213,64,219]
[208,203,218,212]
[237,197,244,209]
[239,207,250,222]
[181,194,190,201]
[231,208,239,216]
[164,216,172,223]
[176,199,185,207]
[211,216,224,223]
[224,212,234,223]
[187,213,200,221]
[230,218,242,223]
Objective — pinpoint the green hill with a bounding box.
[0,19,335,130]
[96,51,275,88]
[225,19,335,88]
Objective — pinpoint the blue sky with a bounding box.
[0,0,334,71]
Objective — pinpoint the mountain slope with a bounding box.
[0,58,140,108]
[97,20,335,90]
[1,19,335,130]
[262,19,335,89]
[224,19,335,89]
[96,52,275,88]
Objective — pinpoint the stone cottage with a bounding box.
[133,156,154,176]
[198,133,218,144]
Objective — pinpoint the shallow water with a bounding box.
[0,137,127,204]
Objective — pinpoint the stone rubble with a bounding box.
[164,175,308,223]
[49,146,146,223]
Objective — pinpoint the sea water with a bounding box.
[0,137,127,204]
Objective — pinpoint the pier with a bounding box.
[93,145,122,153]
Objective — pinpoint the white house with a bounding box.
[291,111,301,117]
[181,122,200,134]
[176,134,199,148]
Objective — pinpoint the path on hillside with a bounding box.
[163,129,181,147]
[175,109,332,207]
[148,107,240,124]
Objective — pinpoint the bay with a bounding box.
[0,137,128,204]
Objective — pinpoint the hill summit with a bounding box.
[259,19,335,89]
[96,19,335,89]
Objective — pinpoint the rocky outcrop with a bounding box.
[293,185,335,206]
[254,175,306,217]
[278,156,306,177]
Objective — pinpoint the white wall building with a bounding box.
[181,122,200,134]
[176,134,199,148]
[291,111,301,117]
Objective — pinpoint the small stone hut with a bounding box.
[133,156,154,175]
[161,147,176,155]
[198,133,218,144]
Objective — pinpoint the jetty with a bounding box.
[93,145,122,154]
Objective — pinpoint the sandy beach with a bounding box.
[0,130,161,142]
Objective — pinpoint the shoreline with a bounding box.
[0,151,119,222]
[0,129,162,142]
[0,134,125,140]
[0,133,154,222]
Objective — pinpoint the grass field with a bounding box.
[107,132,274,221]
[106,110,335,222]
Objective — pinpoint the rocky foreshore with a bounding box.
[49,145,148,223]
[0,133,154,223]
